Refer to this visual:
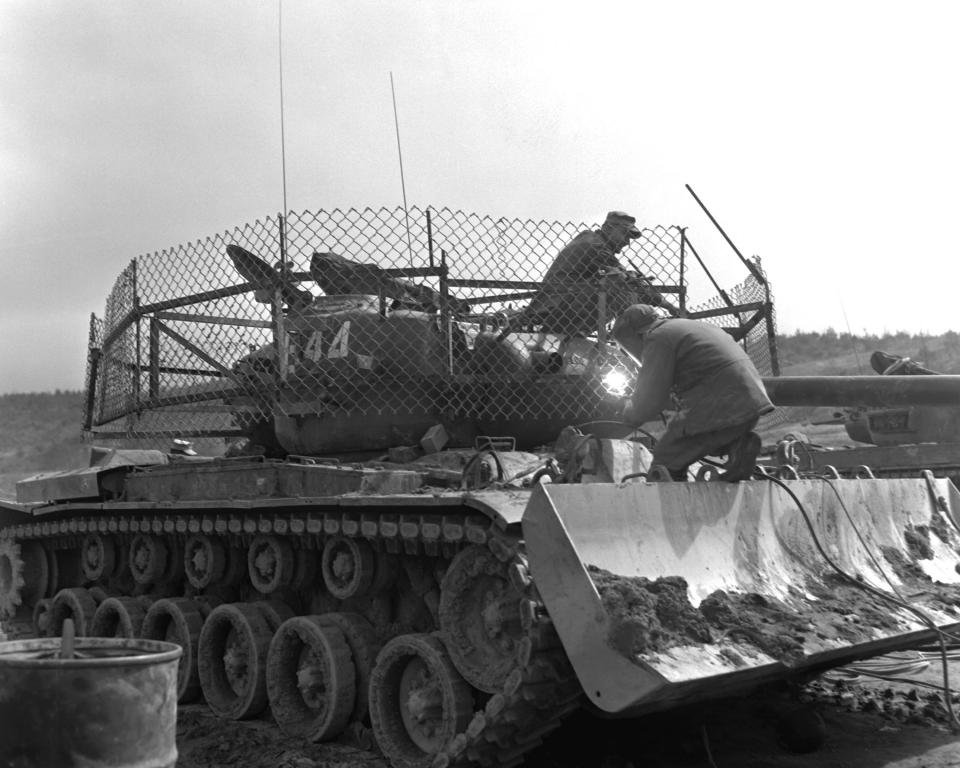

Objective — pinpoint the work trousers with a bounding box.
[651,416,760,479]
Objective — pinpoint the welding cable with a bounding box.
[843,651,931,674]
[778,436,823,472]
[819,475,960,651]
[825,651,932,681]
[774,472,960,659]
[824,666,960,700]
[764,473,960,638]
[459,449,505,491]
[914,641,960,654]
[819,477,920,609]
[700,725,720,768]
[776,473,960,727]
[758,473,960,731]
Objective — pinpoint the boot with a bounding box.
[720,431,761,482]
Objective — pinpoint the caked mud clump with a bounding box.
[591,560,960,668]
[588,566,809,664]
[903,524,935,561]
[699,590,808,665]
[587,566,711,658]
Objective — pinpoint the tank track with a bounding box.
[432,532,582,768]
[0,503,582,768]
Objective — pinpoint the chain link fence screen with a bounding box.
[84,206,778,454]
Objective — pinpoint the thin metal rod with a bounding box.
[427,208,434,269]
[276,3,290,392]
[390,72,414,266]
[684,235,733,308]
[678,227,687,314]
[685,184,764,284]
[278,0,289,223]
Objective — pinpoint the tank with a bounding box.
[4,208,960,768]
[764,350,960,481]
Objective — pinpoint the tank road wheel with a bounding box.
[4,540,50,615]
[369,633,473,768]
[439,544,525,693]
[248,535,296,595]
[321,536,375,600]
[129,535,168,585]
[80,533,117,582]
[91,596,150,638]
[198,602,273,719]
[0,540,26,618]
[19,540,49,608]
[142,597,206,702]
[266,616,356,741]
[0,539,57,617]
[319,612,379,722]
[184,535,229,590]
[50,587,98,637]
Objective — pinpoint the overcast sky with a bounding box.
[2,0,959,393]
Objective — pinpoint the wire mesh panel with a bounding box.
[687,258,785,431]
[86,206,777,454]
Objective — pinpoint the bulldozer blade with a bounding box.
[522,477,960,715]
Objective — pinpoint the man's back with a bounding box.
[643,318,773,433]
[647,319,754,391]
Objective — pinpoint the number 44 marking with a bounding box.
[303,321,351,362]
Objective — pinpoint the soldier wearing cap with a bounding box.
[518,211,674,337]
[612,304,773,481]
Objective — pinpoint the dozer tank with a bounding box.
[3,208,960,768]
[765,349,960,482]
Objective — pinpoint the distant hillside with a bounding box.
[776,329,960,375]
[0,391,88,498]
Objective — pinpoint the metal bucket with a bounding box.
[0,636,182,768]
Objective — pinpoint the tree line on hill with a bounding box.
[0,391,88,476]
[776,329,960,374]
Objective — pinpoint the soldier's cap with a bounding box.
[612,304,661,340]
[602,211,641,239]
[171,438,197,456]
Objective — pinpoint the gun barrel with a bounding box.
[763,375,960,407]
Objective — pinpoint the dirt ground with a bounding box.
[175,658,960,768]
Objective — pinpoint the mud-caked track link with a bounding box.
[0,509,581,767]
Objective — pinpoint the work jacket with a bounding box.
[625,318,774,434]
[522,230,664,335]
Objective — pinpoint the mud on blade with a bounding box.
[522,477,960,714]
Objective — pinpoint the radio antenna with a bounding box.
[278,0,289,226]
[390,72,414,266]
